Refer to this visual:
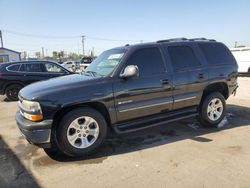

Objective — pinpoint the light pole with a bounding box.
[81,35,85,57]
[0,30,3,48]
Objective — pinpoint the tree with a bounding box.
[52,51,58,59]
[58,51,64,58]
[35,52,41,59]
[68,52,80,60]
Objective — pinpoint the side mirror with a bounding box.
[120,65,139,79]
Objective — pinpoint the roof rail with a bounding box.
[189,38,216,42]
[156,38,188,43]
[156,37,216,43]
[124,44,130,46]
[189,38,207,41]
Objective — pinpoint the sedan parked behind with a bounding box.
[0,61,72,101]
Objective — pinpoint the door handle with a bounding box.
[197,73,204,79]
[160,79,169,85]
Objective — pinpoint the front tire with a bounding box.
[55,107,107,157]
[198,92,226,127]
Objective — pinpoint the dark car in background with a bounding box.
[0,61,72,101]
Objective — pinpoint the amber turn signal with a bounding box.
[23,112,43,121]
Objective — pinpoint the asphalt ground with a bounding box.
[0,77,250,188]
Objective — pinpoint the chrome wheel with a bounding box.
[67,116,99,149]
[207,98,223,121]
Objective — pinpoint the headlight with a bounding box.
[21,100,42,112]
[18,100,43,121]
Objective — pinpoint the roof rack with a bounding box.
[157,38,188,43]
[156,37,216,43]
[189,38,216,42]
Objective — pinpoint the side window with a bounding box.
[21,64,43,72]
[127,47,165,77]
[44,63,64,73]
[19,64,25,72]
[27,64,43,72]
[7,64,20,71]
[168,46,200,71]
[199,43,236,65]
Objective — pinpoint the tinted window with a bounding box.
[20,64,43,72]
[199,43,236,65]
[127,47,165,76]
[168,46,200,71]
[19,64,25,71]
[7,64,20,71]
[45,63,64,73]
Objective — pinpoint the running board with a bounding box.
[113,107,198,134]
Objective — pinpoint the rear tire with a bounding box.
[198,92,226,128]
[55,107,107,157]
[5,84,22,101]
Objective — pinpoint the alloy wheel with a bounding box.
[67,116,99,149]
[207,98,223,121]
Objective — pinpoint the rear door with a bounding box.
[162,43,208,110]
[19,63,49,85]
[113,46,173,122]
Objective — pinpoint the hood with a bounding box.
[19,74,104,101]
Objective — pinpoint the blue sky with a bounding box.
[0,0,250,56]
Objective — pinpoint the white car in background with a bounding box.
[231,47,250,73]
[62,61,80,72]
[63,61,74,69]
[80,57,93,70]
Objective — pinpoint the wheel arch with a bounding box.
[201,82,229,102]
[52,101,111,130]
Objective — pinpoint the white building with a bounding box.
[230,47,250,73]
[0,47,21,63]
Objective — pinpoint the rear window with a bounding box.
[199,43,236,65]
[168,46,200,71]
[7,64,20,71]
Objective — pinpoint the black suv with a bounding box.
[0,61,72,101]
[16,38,238,157]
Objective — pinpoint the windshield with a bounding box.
[83,49,127,76]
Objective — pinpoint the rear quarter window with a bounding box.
[7,64,20,71]
[199,43,237,65]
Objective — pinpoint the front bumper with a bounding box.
[16,111,53,147]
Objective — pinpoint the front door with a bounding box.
[42,62,68,78]
[113,47,173,122]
